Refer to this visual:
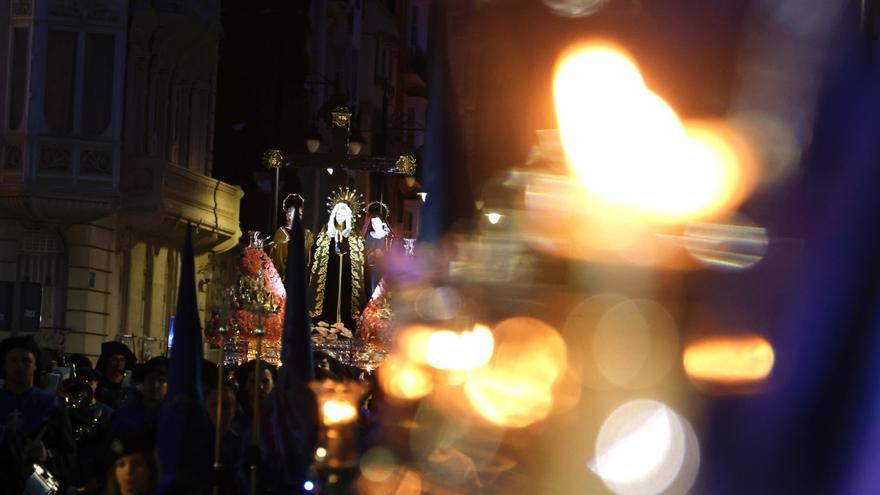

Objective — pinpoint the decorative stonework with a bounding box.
[11,0,32,17]
[48,0,83,18]
[84,0,119,22]
[5,145,23,170]
[48,0,121,23]
[80,148,113,176]
[331,106,352,128]
[38,144,72,171]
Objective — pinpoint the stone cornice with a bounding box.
[0,191,117,224]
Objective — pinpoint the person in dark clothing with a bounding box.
[62,377,113,493]
[95,341,137,410]
[40,347,62,372]
[0,336,76,493]
[112,357,168,437]
[231,360,280,494]
[76,367,115,420]
[203,361,245,495]
[66,353,94,372]
[102,429,160,495]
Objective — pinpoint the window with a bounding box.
[406,107,415,146]
[81,33,115,136]
[410,7,419,47]
[177,85,192,166]
[8,27,29,130]
[44,30,117,137]
[44,30,78,134]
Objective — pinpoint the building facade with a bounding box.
[0,0,242,360]
[302,0,428,237]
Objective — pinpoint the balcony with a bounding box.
[119,156,243,254]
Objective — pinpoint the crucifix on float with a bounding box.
[262,106,417,231]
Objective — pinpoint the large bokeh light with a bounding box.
[554,43,747,224]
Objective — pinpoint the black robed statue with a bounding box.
[269,193,315,282]
[308,188,366,332]
[362,201,397,298]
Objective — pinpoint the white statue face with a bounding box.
[333,204,351,225]
[371,217,385,232]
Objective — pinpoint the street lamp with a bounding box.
[348,131,365,155]
[306,127,322,153]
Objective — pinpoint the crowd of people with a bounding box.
[0,335,296,495]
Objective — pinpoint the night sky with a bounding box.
[466,0,750,190]
[213,1,311,234]
[212,0,751,236]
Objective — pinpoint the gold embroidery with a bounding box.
[304,229,315,270]
[349,234,365,319]
[307,229,365,321]
[262,149,284,168]
[309,228,330,318]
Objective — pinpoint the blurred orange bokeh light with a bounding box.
[553,42,751,225]
[464,317,568,427]
[683,335,775,384]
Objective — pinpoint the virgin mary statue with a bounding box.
[308,187,366,332]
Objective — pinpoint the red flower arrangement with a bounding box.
[222,245,286,345]
[357,282,393,345]
[263,313,283,342]
[204,313,223,347]
[230,308,260,338]
[240,248,262,276]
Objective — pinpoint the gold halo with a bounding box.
[367,201,390,219]
[282,193,305,211]
[326,187,365,220]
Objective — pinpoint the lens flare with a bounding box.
[426,324,494,371]
[400,323,494,372]
[360,447,397,482]
[731,111,800,184]
[593,299,679,388]
[565,295,680,390]
[399,325,435,363]
[355,469,422,495]
[543,0,609,18]
[589,400,698,495]
[322,399,359,425]
[464,317,567,427]
[378,356,434,401]
[554,43,748,224]
[683,335,775,384]
[465,370,555,428]
[414,287,463,321]
[679,216,769,271]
